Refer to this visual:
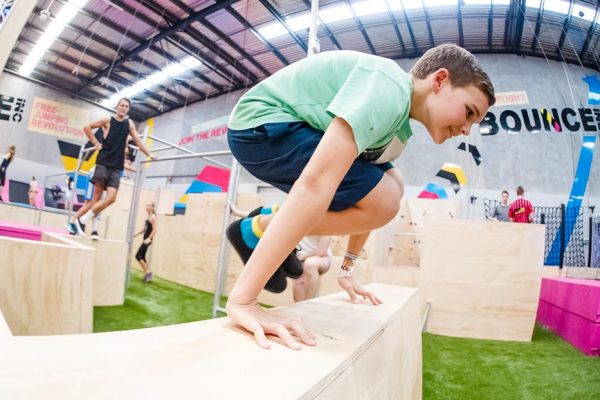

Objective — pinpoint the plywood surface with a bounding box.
[149,193,261,295]
[66,236,128,306]
[0,233,94,335]
[420,218,545,341]
[0,284,421,400]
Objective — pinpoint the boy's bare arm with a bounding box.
[345,232,369,259]
[226,117,358,350]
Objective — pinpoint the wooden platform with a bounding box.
[0,184,176,243]
[420,218,545,341]
[0,284,421,400]
[0,232,94,335]
[56,235,128,306]
[0,219,67,240]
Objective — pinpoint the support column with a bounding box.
[0,1,37,74]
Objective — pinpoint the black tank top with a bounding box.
[96,117,130,169]
[1,155,12,170]
[143,218,153,239]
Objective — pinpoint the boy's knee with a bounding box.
[376,178,403,225]
[303,259,320,276]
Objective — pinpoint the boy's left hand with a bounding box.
[337,276,383,305]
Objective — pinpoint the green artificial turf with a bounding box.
[93,269,219,332]
[423,325,600,400]
[95,272,600,399]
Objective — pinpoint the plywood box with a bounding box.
[420,218,545,341]
[0,232,94,335]
[0,284,422,400]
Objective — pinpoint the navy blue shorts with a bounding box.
[227,122,392,212]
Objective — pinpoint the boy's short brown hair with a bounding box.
[516,186,525,196]
[411,44,495,107]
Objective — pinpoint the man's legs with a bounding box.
[73,181,104,220]
[90,186,118,215]
[69,182,104,235]
[74,186,117,234]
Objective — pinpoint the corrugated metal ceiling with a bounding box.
[4,0,600,120]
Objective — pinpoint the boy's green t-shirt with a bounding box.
[228,50,414,163]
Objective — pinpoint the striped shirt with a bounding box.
[509,198,534,223]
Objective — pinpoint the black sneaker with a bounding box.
[247,206,264,218]
[240,209,303,279]
[281,249,303,279]
[73,218,86,236]
[90,230,99,240]
[264,266,287,293]
[226,218,287,293]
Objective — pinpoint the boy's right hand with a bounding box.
[226,300,317,350]
[337,276,383,305]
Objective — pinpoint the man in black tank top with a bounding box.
[67,98,155,236]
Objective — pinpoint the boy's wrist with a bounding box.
[226,294,259,308]
[338,262,355,277]
[343,251,358,263]
[339,251,358,277]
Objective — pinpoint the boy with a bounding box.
[67,98,154,236]
[225,44,495,350]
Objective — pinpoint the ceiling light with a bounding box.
[20,0,90,76]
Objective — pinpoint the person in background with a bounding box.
[28,176,38,207]
[83,144,136,240]
[134,200,157,283]
[124,140,137,178]
[509,186,534,223]
[50,181,63,201]
[293,236,333,302]
[66,98,154,237]
[490,190,510,222]
[64,176,75,212]
[0,145,16,201]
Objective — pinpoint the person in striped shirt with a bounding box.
[509,186,534,223]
